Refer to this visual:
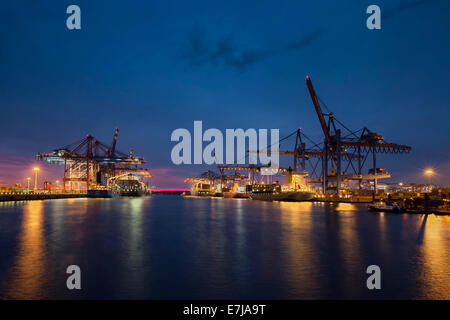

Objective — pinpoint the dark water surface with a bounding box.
[0,196,449,299]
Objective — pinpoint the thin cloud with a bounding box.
[384,0,438,20]
[184,29,325,72]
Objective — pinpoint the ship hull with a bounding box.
[119,190,146,197]
[87,189,116,198]
[368,203,402,213]
[250,191,315,202]
[223,192,249,199]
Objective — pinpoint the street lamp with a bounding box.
[26,177,31,190]
[33,167,40,192]
[424,168,434,191]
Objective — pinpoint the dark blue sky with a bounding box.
[1,0,449,187]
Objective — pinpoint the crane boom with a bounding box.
[111,128,119,156]
[306,76,331,143]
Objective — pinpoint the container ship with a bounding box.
[190,182,213,196]
[186,170,223,197]
[87,176,148,198]
[222,184,249,198]
[249,184,315,201]
[115,178,147,196]
[249,169,315,201]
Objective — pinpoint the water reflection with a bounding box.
[2,201,46,299]
[277,202,320,297]
[417,215,428,245]
[419,215,450,299]
[335,204,361,297]
[118,197,146,297]
[0,197,449,299]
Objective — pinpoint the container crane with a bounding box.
[36,129,151,192]
[305,76,411,197]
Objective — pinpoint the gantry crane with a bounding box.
[36,129,151,191]
[249,77,411,198]
[305,76,411,197]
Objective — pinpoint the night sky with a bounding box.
[1,0,449,188]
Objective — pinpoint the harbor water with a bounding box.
[0,196,449,299]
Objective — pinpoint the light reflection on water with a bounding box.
[0,196,449,299]
[2,201,46,299]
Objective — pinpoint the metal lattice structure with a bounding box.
[36,129,151,191]
[251,77,411,197]
[305,76,411,196]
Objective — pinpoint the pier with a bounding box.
[0,192,86,202]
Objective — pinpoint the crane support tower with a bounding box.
[36,129,151,192]
[305,76,411,198]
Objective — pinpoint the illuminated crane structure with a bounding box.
[36,129,151,191]
[252,77,411,197]
[304,76,411,196]
[184,170,222,184]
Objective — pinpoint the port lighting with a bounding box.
[424,168,435,191]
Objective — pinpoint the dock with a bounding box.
[0,192,86,202]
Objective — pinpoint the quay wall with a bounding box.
[0,193,87,202]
